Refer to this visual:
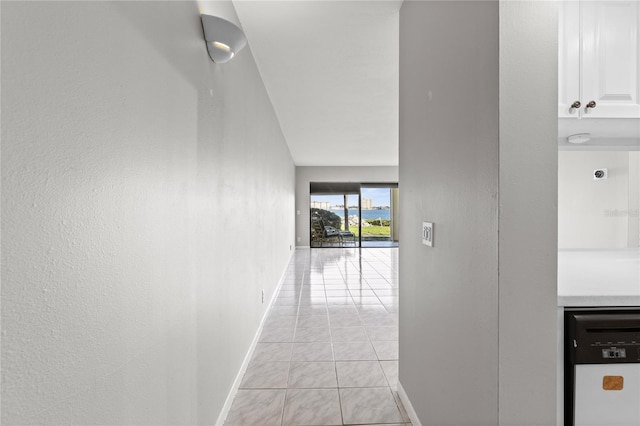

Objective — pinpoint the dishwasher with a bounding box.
[565,309,640,426]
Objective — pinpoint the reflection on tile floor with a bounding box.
[224,247,411,426]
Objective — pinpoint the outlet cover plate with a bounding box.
[422,222,433,247]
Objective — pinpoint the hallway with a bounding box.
[224,248,410,426]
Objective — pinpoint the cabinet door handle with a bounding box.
[571,101,581,109]
[586,100,596,109]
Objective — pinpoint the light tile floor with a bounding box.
[225,247,410,426]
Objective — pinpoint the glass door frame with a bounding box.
[360,183,398,248]
[309,182,398,248]
[309,182,361,248]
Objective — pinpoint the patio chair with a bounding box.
[312,217,355,247]
[339,228,356,246]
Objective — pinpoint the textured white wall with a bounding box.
[559,151,630,248]
[398,2,500,423]
[630,152,640,247]
[1,2,294,424]
[295,166,398,246]
[399,1,557,424]
[498,2,558,424]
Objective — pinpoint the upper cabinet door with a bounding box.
[559,1,640,119]
[582,1,640,118]
[559,1,581,118]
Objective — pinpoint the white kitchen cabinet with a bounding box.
[559,1,640,119]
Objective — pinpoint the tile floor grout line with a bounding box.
[227,248,405,426]
[281,252,307,426]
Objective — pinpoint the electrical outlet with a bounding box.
[594,168,608,180]
[261,290,265,304]
[422,222,434,247]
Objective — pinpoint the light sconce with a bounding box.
[201,14,247,63]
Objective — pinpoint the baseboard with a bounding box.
[215,251,295,426]
[397,381,422,426]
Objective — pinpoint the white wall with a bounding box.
[559,151,630,248]
[1,2,295,424]
[399,1,557,424]
[295,166,398,246]
[398,2,500,423]
[498,2,558,423]
[630,152,640,247]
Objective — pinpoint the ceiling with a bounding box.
[233,1,401,166]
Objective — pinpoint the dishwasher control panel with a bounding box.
[601,347,626,359]
[566,310,640,364]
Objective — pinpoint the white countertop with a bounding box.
[558,249,640,307]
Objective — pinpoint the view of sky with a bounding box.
[311,188,391,208]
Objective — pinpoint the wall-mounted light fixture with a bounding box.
[201,14,247,63]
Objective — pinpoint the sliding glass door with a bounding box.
[360,185,398,247]
[310,182,398,248]
[309,182,359,248]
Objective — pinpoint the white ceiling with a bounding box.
[233,1,401,166]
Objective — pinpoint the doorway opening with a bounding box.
[310,182,399,248]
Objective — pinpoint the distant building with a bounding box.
[361,198,373,210]
[311,201,331,210]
